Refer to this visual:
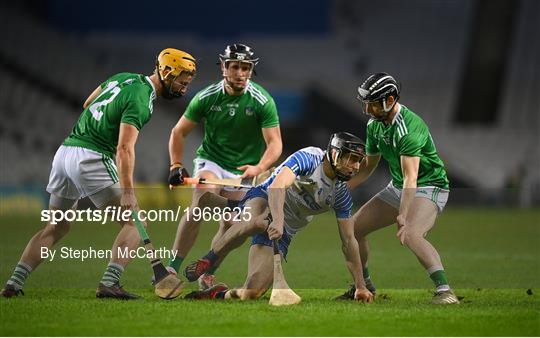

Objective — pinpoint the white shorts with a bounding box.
[193,157,245,192]
[375,181,449,213]
[46,145,121,209]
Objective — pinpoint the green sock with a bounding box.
[168,255,184,273]
[362,267,371,280]
[7,262,32,290]
[429,269,450,290]
[207,265,218,275]
[100,263,124,287]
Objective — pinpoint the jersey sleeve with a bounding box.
[183,94,205,123]
[398,132,426,157]
[258,98,280,128]
[120,86,152,130]
[333,183,353,219]
[365,120,380,155]
[280,148,322,176]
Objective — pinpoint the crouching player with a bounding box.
[183,132,374,303]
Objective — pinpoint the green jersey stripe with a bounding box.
[199,83,223,100]
[247,84,268,104]
[198,82,222,96]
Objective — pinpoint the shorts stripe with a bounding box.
[102,155,118,183]
[108,158,119,182]
[432,187,440,203]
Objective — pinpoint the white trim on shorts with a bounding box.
[375,181,449,213]
[192,157,247,192]
[46,145,121,209]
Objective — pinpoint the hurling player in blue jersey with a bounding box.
[182,132,374,303]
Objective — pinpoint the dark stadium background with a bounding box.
[0,0,538,208]
[0,2,538,336]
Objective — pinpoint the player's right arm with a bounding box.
[266,167,296,240]
[83,85,103,109]
[117,123,140,210]
[168,94,204,186]
[348,121,381,189]
[337,217,374,303]
[169,116,197,166]
[347,154,380,189]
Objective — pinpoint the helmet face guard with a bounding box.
[219,43,259,90]
[326,132,366,181]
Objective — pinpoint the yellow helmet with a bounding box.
[156,48,196,80]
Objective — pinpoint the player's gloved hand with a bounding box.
[168,163,190,186]
[354,288,374,303]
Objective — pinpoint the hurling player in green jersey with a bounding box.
[167,44,282,289]
[335,73,459,305]
[1,48,196,300]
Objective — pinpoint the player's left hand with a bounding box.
[237,164,263,179]
[396,214,408,245]
[267,220,284,240]
[354,288,374,303]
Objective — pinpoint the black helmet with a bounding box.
[219,43,259,66]
[357,73,401,121]
[326,132,366,181]
[357,72,400,103]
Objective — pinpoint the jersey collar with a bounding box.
[145,76,157,98]
[390,103,403,125]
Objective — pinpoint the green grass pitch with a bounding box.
[1,207,539,336]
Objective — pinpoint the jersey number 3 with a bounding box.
[89,81,121,121]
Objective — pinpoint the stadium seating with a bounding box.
[0,1,537,204]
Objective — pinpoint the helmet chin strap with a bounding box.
[159,73,183,100]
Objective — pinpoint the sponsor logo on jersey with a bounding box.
[210,105,222,112]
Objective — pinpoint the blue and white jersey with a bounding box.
[260,147,354,235]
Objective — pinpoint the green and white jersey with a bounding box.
[63,72,156,157]
[365,104,449,189]
[184,80,279,174]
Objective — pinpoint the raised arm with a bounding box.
[337,217,374,303]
